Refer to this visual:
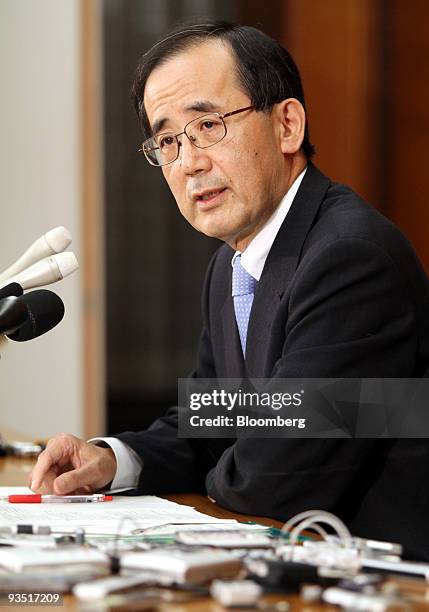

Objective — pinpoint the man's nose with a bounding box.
[179,135,212,175]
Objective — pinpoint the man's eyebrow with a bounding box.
[152,117,168,136]
[183,100,218,113]
[151,101,218,136]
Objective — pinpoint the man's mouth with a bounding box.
[193,188,227,205]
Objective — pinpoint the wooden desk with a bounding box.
[1,456,428,611]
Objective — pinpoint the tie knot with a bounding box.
[232,255,256,297]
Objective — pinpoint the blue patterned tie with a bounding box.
[232,255,257,355]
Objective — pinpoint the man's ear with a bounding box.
[275,99,306,155]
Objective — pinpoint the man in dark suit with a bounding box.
[31,21,429,559]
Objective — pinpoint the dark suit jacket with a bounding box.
[118,164,429,560]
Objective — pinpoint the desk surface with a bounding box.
[1,455,428,611]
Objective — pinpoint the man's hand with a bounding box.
[29,433,117,494]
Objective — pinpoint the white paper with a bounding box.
[0,487,239,535]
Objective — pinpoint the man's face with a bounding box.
[144,41,293,251]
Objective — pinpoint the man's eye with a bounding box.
[201,119,222,131]
[159,135,175,149]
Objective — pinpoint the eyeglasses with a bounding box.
[139,105,255,167]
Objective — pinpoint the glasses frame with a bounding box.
[139,105,255,167]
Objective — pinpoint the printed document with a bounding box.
[0,487,238,535]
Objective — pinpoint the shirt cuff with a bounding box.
[89,437,143,491]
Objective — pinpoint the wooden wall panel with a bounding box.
[381,0,429,272]
[284,0,381,206]
[281,0,429,272]
[81,0,106,437]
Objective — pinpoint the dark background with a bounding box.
[103,0,429,434]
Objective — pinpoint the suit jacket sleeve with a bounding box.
[205,237,417,519]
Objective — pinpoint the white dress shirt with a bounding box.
[93,167,307,490]
[232,167,306,278]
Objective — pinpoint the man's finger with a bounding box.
[32,470,58,494]
[53,464,97,495]
[31,451,55,490]
[31,441,70,490]
[31,466,58,493]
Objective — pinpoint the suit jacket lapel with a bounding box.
[245,164,331,376]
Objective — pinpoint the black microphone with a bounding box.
[0,296,29,335]
[7,290,65,342]
[0,282,23,300]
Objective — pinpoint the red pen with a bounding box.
[0,494,113,504]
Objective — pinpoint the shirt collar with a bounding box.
[231,167,307,280]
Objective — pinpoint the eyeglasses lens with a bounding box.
[143,113,227,166]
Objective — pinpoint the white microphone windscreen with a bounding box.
[44,226,72,254]
[54,252,79,278]
[1,251,79,291]
[0,226,73,284]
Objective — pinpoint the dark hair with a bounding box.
[132,19,315,159]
